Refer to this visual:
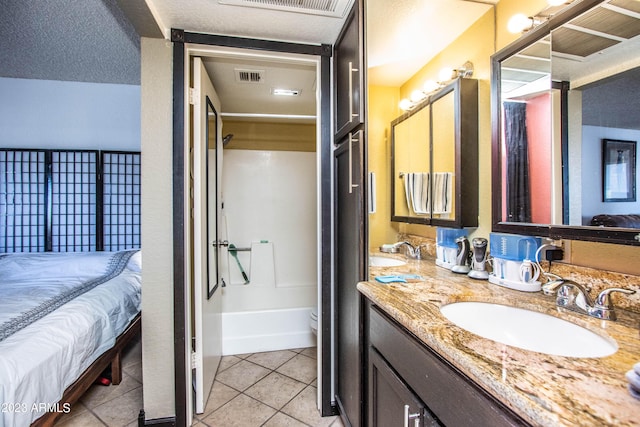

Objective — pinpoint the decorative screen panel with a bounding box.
[50,151,98,252]
[0,150,46,252]
[102,152,141,251]
[0,149,140,253]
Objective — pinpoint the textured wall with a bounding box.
[0,0,140,85]
[140,37,175,420]
[0,77,140,150]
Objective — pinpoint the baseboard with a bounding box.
[223,330,316,355]
[221,308,317,355]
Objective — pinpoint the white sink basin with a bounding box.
[440,302,617,358]
[369,255,406,267]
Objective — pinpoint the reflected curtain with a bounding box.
[504,102,531,223]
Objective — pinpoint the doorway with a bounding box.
[176,35,332,427]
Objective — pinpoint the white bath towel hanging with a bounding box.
[403,172,430,215]
[433,172,453,214]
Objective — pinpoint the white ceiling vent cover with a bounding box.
[235,68,265,83]
[218,0,352,18]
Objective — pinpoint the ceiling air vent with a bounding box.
[235,68,265,83]
[218,0,353,18]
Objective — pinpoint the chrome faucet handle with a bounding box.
[594,287,636,309]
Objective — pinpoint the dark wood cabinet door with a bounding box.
[334,1,364,141]
[369,348,441,427]
[335,131,366,426]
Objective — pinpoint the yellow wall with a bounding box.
[222,120,316,152]
[367,85,400,249]
[368,0,640,275]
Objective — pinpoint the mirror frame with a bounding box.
[391,78,478,228]
[491,0,640,246]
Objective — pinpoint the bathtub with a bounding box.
[221,307,317,355]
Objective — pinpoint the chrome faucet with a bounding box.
[542,279,635,321]
[390,241,424,259]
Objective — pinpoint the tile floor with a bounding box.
[55,338,143,426]
[55,340,344,427]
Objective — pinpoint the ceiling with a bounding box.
[500,0,640,130]
[143,0,496,118]
[0,0,141,85]
[0,0,495,119]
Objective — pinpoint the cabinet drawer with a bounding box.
[369,305,528,427]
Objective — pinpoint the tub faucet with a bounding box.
[543,279,635,321]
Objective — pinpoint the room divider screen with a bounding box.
[0,149,140,253]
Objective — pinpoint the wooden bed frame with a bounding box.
[31,313,142,427]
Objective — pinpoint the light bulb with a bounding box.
[507,13,533,34]
[399,99,413,111]
[410,89,426,103]
[423,80,439,93]
[438,67,454,82]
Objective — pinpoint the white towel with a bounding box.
[433,172,452,214]
[403,173,430,215]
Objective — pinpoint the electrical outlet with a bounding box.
[542,239,570,263]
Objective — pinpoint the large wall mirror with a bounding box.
[492,0,640,245]
[392,78,478,228]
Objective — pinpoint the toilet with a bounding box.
[310,307,318,336]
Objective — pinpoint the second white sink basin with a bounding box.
[440,302,617,358]
[369,256,406,267]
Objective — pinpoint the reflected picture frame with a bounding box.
[602,139,636,202]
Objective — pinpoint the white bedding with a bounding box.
[0,251,141,427]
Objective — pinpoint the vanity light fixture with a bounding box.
[271,88,300,96]
[507,13,545,34]
[508,0,573,34]
[398,61,474,111]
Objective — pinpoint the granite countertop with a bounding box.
[359,253,640,426]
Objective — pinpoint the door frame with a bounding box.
[171,30,335,427]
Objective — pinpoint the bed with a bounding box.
[0,250,142,427]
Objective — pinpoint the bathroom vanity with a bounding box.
[360,256,640,426]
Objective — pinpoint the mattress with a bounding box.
[0,251,142,427]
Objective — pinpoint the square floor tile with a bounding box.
[80,373,141,409]
[218,355,242,373]
[123,361,142,383]
[215,360,271,391]
[281,385,335,427]
[299,347,317,359]
[201,394,275,427]
[246,350,297,370]
[262,412,309,426]
[91,386,143,426]
[200,381,239,417]
[55,409,105,427]
[276,353,317,384]
[244,372,306,410]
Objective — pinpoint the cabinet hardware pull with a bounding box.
[349,131,360,194]
[348,61,358,123]
[404,404,421,427]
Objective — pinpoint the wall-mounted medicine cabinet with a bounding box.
[391,77,478,228]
